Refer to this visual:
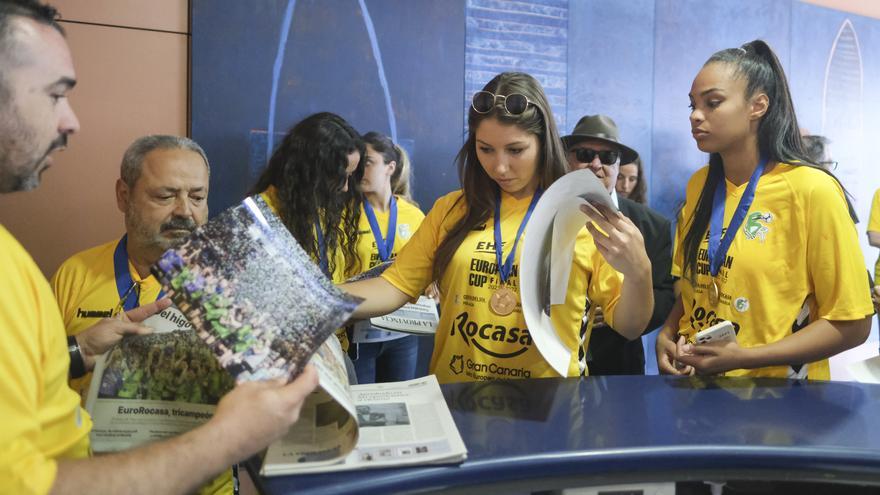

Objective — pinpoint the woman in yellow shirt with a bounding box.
[248,112,364,353]
[248,112,364,283]
[351,132,426,383]
[342,72,653,383]
[656,40,872,379]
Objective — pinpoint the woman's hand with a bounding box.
[675,338,746,375]
[656,329,693,375]
[580,203,650,279]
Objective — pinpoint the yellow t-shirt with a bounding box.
[868,188,880,282]
[352,197,425,342]
[50,238,233,495]
[672,163,873,379]
[0,225,91,495]
[51,239,163,400]
[382,190,623,383]
[353,196,425,271]
[260,186,351,350]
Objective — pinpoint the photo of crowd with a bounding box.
[152,196,362,382]
[98,332,234,404]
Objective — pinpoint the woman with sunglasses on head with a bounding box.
[656,40,872,379]
[616,157,647,205]
[341,72,653,383]
[249,112,364,350]
[350,132,426,383]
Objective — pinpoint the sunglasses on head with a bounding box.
[573,148,620,166]
[471,91,533,115]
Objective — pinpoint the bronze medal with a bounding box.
[489,286,517,316]
[708,278,721,306]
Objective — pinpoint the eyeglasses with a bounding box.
[819,160,838,171]
[573,148,620,166]
[113,281,142,317]
[471,91,533,115]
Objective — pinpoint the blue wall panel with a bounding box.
[650,0,791,220]
[465,0,569,129]
[566,0,655,201]
[192,0,465,213]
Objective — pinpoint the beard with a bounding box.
[0,102,67,193]
[127,209,199,256]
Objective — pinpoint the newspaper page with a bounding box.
[353,296,439,336]
[85,307,234,452]
[520,169,617,376]
[151,195,362,383]
[260,334,362,468]
[262,374,467,476]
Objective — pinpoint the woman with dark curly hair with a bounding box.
[249,112,365,350]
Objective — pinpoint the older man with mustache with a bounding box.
[51,135,211,399]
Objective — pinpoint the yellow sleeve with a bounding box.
[585,240,624,329]
[50,261,77,330]
[382,192,461,298]
[868,188,880,233]
[1,245,63,494]
[806,178,874,320]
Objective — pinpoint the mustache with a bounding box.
[161,217,198,232]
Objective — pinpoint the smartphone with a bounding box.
[695,320,737,345]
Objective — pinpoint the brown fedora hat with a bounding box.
[561,114,639,164]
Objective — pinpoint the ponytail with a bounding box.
[681,39,856,283]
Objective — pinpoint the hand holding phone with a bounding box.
[694,320,737,346]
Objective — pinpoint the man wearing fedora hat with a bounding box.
[563,115,676,375]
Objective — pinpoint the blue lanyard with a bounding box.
[113,235,164,312]
[494,187,543,284]
[315,220,330,277]
[707,157,768,276]
[363,195,398,262]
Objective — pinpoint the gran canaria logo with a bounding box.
[743,211,772,241]
[451,311,531,358]
[449,354,464,375]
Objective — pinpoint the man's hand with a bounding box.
[75,298,172,370]
[211,366,320,461]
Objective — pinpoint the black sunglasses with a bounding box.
[573,148,620,166]
[471,91,533,115]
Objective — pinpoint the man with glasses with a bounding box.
[52,135,210,400]
[0,2,316,493]
[562,115,675,375]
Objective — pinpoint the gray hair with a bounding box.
[120,135,210,187]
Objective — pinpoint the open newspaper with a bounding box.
[85,194,360,450]
[348,261,440,335]
[261,359,467,476]
[85,195,466,470]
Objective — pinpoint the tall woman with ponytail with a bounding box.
[656,40,872,379]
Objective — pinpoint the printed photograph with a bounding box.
[152,196,361,382]
[98,332,234,404]
[356,403,410,428]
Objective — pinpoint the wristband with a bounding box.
[67,335,87,379]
